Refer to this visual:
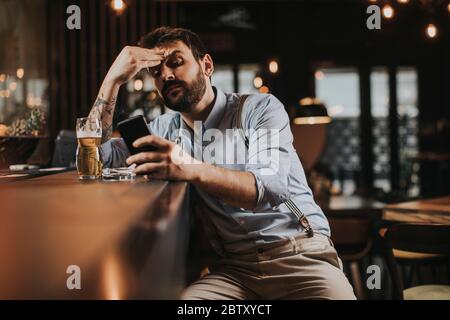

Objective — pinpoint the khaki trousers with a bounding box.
[181,233,357,300]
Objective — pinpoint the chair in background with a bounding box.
[379,225,448,294]
[384,223,450,300]
[328,216,374,300]
[51,130,77,168]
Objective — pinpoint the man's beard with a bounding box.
[161,70,206,113]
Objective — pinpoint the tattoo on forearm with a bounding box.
[102,122,113,143]
[103,105,113,116]
[93,96,116,113]
[90,95,117,142]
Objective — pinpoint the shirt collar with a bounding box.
[178,86,227,133]
[203,86,227,131]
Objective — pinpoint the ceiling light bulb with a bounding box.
[111,0,126,12]
[134,79,143,91]
[16,68,24,79]
[425,23,438,39]
[382,4,394,19]
[259,86,269,93]
[268,60,278,74]
[253,76,263,88]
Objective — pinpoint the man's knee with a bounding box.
[180,272,256,300]
[320,269,357,300]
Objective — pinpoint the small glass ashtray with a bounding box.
[102,167,136,181]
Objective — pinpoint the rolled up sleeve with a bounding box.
[245,94,293,208]
[99,138,129,168]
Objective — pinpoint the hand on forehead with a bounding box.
[155,41,188,57]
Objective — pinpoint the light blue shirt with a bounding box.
[100,87,330,254]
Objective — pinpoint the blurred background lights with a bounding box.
[16,68,24,79]
[268,60,278,74]
[253,76,263,88]
[315,71,324,80]
[134,79,143,91]
[111,0,126,13]
[259,85,269,93]
[382,4,394,19]
[425,23,438,39]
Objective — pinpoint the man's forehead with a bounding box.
[155,41,191,56]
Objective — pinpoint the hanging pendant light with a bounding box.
[425,23,438,39]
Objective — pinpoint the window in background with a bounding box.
[238,64,260,94]
[397,67,419,197]
[315,68,360,195]
[212,65,234,93]
[0,0,48,137]
[371,67,391,192]
[126,73,166,122]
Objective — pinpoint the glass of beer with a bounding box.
[76,117,102,180]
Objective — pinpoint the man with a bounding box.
[89,26,356,300]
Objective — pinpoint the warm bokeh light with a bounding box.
[26,95,42,107]
[425,23,438,39]
[382,4,394,19]
[0,74,6,83]
[111,0,126,13]
[0,90,11,98]
[26,96,34,107]
[448,3,450,13]
[397,0,409,4]
[314,71,324,80]
[148,91,157,100]
[293,116,331,125]
[268,60,278,74]
[16,68,24,79]
[134,79,143,91]
[328,105,344,117]
[259,86,269,93]
[299,97,322,106]
[253,76,263,88]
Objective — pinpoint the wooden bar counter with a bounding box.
[0,171,190,299]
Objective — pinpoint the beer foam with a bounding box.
[77,131,101,138]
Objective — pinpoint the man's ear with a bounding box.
[202,54,214,77]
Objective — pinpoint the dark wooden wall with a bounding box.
[47,0,177,138]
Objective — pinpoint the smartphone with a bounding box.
[117,115,157,155]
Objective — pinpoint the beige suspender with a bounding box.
[235,94,250,148]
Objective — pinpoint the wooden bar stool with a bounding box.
[384,223,450,300]
[379,226,447,290]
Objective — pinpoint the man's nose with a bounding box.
[161,65,175,81]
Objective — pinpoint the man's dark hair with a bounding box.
[139,26,207,61]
